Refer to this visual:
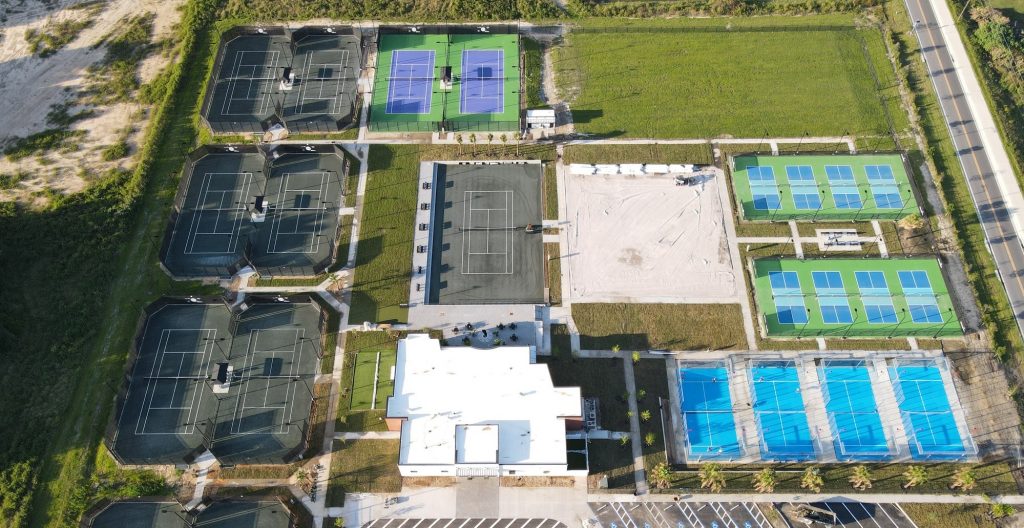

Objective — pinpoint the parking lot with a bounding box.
[590,501,771,528]
[777,502,917,528]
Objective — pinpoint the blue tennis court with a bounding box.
[820,360,893,460]
[460,49,504,114]
[890,360,974,460]
[386,50,435,114]
[679,364,742,460]
[750,361,817,460]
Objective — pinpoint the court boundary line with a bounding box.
[134,328,216,436]
[184,172,254,255]
[385,49,435,115]
[459,48,505,115]
[296,48,351,115]
[230,328,305,435]
[267,171,331,254]
[461,190,514,275]
[221,50,280,117]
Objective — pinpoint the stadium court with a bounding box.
[751,257,963,338]
[160,145,348,279]
[202,27,362,134]
[370,30,521,132]
[731,154,918,221]
[83,500,294,528]
[108,298,322,465]
[426,163,544,305]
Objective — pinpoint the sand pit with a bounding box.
[564,170,737,303]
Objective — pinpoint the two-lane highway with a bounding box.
[906,0,1024,341]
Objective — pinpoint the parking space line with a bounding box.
[845,503,879,528]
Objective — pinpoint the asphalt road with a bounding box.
[905,0,1024,341]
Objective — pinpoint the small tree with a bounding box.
[699,462,726,493]
[950,467,977,492]
[631,351,641,364]
[456,134,464,154]
[902,466,928,489]
[626,410,635,420]
[637,389,647,401]
[334,518,346,528]
[644,431,656,447]
[611,344,621,354]
[469,133,477,147]
[753,467,777,493]
[649,462,671,489]
[800,466,824,493]
[619,435,631,447]
[487,133,494,143]
[640,409,652,422]
[500,133,508,153]
[849,465,873,491]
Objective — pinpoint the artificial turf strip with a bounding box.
[556,17,899,139]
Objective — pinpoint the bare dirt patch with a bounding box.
[0,0,184,202]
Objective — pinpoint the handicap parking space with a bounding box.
[778,502,917,528]
[589,501,772,528]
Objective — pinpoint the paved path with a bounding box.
[591,492,1024,504]
[907,0,1024,340]
[335,431,401,440]
[622,359,649,495]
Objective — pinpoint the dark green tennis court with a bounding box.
[427,163,544,304]
[202,27,362,134]
[83,500,293,528]
[108,298,323,465]
[161,145,348,279]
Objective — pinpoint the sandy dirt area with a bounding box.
[564,170,738,303]
[0,0,183,202]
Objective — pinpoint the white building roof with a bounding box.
[387,334,581,467]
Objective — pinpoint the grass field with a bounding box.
[555,16,906,139]
[562,144,714,165]
[538,324,631,432]
[326,439,402,507]
[899,503,998,528]
[572,303,748,350]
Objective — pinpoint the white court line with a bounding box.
[267,172,330,254]
[135,328,215,435]
[231,328,305,435]
[385,51,434,115]
[461,190,514,275]
[221,50,281,117]
[297,49,350,115]
[460,49,505,114]
[184,172,253,255]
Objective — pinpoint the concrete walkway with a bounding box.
[335,431,401,440]
[622,358,649,495]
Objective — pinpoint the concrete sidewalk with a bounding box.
[592,491,1024,504]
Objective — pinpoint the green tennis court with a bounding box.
[369,31,520,132]
[752,258,962,338]
[731,154,918,221]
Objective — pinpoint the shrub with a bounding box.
[102,141,130,161]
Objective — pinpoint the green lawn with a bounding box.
[546,243,562,306]
[538,324,631,432]
[326,439,402,507]
[562,144,713,165]
[586,440,636,491]
[556,16,905,138]
[899,503,999,528]
[375,349,397,408]
[572,303,748,350]
[351,352,378,411]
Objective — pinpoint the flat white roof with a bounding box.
[387,334,581,467]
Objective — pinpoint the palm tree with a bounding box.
[800,466,824,493]
[640,409,652,422]
[631,351,641,364]
[637,389,647,401]
[500,133,508,154]
[626,410,635,420]
[469,133,477,148]
[990,503,1016,519]
[611,344,621,354]
[849,465,872,491]
[950,467,977,492]
[902,466,928,489]
[456,133,463,154]
[644,432,656,447]
[333,518,346,528]
[649,462,671,489]
[619,435,631,447]
[753,467,777,493]
[699,462,726,492]
[487,133,494,143]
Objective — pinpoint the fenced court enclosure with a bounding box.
[160,144,349,279]
[674,357,976,463]
[202,27,363,134]
[426,162,544,305]
[751,258,963,338]
[81,499,295,528]
[107,297,324,465]
[731,154,918,221]
[370,27,521,133]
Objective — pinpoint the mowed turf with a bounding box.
[556,17,900,138]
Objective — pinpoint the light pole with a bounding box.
[888,307,909,339]
[842,307,860,339]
